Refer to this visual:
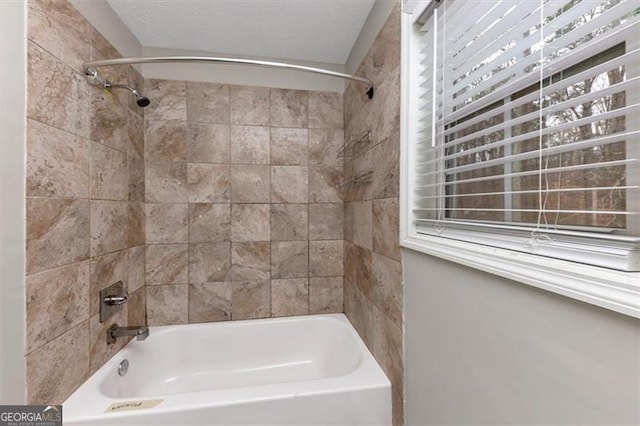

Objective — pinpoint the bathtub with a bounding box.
[63,314,391,425]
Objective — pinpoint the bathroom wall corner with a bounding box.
[0,0,28,404]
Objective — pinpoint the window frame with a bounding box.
[399,0,640,318]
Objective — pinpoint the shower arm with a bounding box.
[82,56,375,99]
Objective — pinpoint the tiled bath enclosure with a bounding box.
[24,0,403,424]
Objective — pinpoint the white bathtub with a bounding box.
[64,314,391,425]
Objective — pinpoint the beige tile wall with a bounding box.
[143,80,345,325]
[25,0,146,404]
[343,5,403,426]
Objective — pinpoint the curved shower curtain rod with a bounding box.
[82,56,375,99]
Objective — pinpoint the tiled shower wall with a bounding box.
[343,5,403,426]
[142,80,345,324]
[25,0,146,404]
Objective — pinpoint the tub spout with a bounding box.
[107,325,149,344]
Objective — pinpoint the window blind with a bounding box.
[412,0,640,271]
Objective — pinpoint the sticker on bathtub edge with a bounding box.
[105,399,164,413]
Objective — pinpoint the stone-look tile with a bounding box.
[145,203,188,244]
[309,92,344,129]
[271,204,308,241]
[144,79,186,121]
[308,129,344,204]
[270,89,308,128]
[90,200,128,256]
[26,322,89,404]
[310,240,343,277]
[189,203,231,242]
[371,69,400,146]
[371,134,400,199]
[89,249,128,316]
[230,85,270,126]
[232,280,270,320]
[310,277,343,314]
[188,123,230,163]
[128,156,145,202]
[309,203,343,240]
[26,198,90,274]
[27,119,89,198]
[371,253,403,327]
[351,200,373,249]
[309,166,344,203]
[271,241,308,279]
[27,42,90,139]
[271,279,309,317]
[344,240,358,288]
[231,242,270,281]
[127,202,145,247]
[146,285,189,326]
[231,204,270,242]
[270,128,308,165]
[371,4,401,87]
[90,89,128,152]
[128,246,145,293]
[230,165,270,203]
[27,0,90,71]
[187,82,229,124]
[91,142,128,200]
[344,146,374,202]
[354,245,373,297]
[372,306,403,398]
[189,242,231,282]
[145,161,188,203]
[128,110,144,160]
[145,120,187,163]
[189,282,232,323]
[89,309,128,374]
[230,125,270,164]
[271,166,308,203]
[26,261,90,353]
[309,129,344,169]
[373,198,401,261]
[187,163,230,203]
[89,28,128,108]
[344,284,374,347]
[127,66,146,113]
[146,244,188,285]
[392,388,404,426]
[128,288,146,326]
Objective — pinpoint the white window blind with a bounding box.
[411,0,640,271]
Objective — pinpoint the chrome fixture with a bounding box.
[85,68,150,108]
[82,56,375,99]
[118,359,129,376]
[107,324,150,345]
[100,281,128,323]
[105,83,151,107]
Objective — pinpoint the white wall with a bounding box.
[0,0,27,404]
[404,249,640,425]
[141,46,346,93]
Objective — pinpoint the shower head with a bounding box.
[104,83,151,108]
[135,94,151,107]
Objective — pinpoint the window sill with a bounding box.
[401,233,640,318]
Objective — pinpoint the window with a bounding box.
[401,0,640,316]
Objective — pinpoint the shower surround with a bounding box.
[142,80,345,325]
[23,0,345,404]
[343,5,403,426]
[25,0,146,404]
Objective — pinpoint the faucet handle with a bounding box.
[103,294,128,306]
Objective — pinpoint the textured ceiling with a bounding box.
[106,0,376,64]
